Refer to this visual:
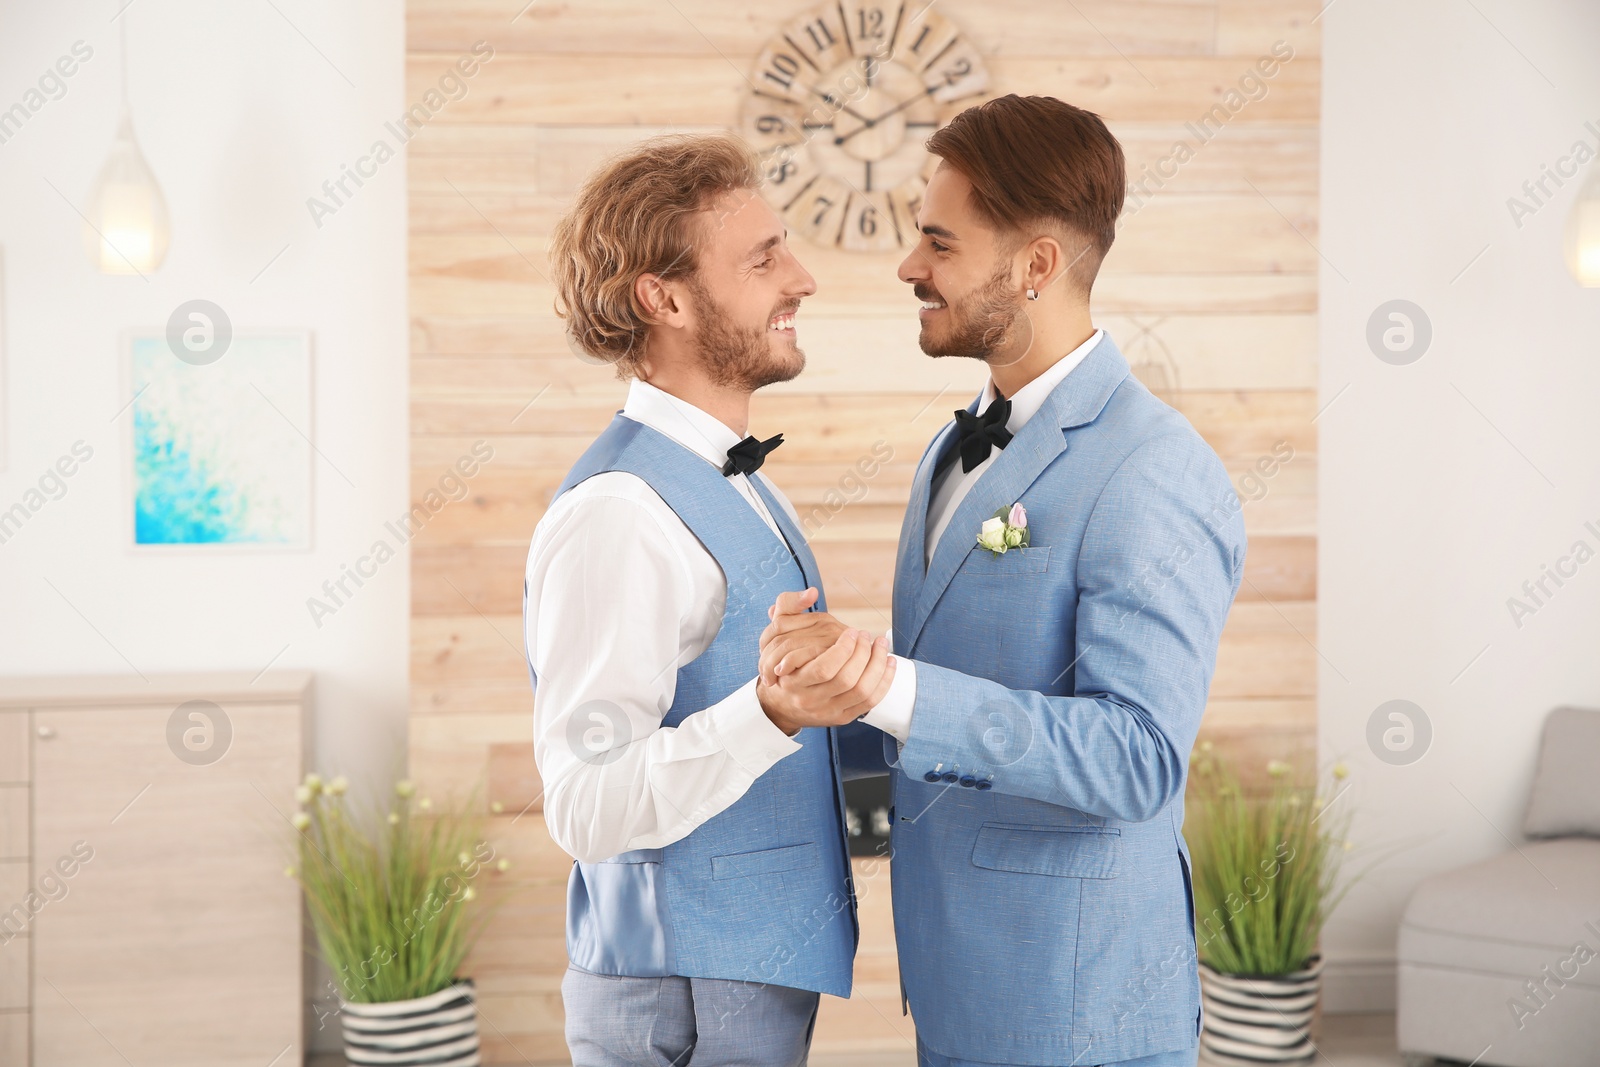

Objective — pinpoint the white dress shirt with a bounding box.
[526,378,915,863]
[858,329,1104,745]
[924,329,1103,567]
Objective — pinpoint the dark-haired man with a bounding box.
[758,95,1246,1067]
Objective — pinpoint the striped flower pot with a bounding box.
[340,980,480,1067]
[1198,956,1322,1066]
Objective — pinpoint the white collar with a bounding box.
[621,378,745,471]
[979,328,1103,433]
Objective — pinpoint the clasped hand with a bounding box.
[754,587,895,736]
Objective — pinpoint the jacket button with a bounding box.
[959,776,975,788]
[923,771,941,783]
[975,780,993,791]
[941,771,959,783]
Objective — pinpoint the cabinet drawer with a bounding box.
[32,702,302,1066]
[0,1009,27,1063]
[0,934,26,1009]
[0,713,25,783]
[0,862,26,936]
[0,786,27,860]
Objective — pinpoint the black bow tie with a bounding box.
[938,395,1013,478]
[722,433,784,477]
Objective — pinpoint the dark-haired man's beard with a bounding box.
[686,277,805,392]
[916,262,1024,361]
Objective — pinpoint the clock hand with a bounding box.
[802,85,876,128]
[833,85,938,147]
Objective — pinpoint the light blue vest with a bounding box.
[539,414,858,997]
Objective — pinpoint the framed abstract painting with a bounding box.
[125,330,313,550]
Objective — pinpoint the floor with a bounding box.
[310,1012,1419,1066]
[806,1013,1411,1067]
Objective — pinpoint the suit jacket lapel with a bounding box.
[905,410,1069,654]
[893,416,963,653]
[900,333,1133,655]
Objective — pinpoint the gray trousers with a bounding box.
[562,963,821,1067]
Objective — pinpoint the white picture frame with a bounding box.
[122,328,315,552]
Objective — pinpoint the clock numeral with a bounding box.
[857,6,885,41]
[938,57,971,86]
[757,146,820,208]
[783,177,850,244]
[757,113,803,146]
[741,93,814,150]
[770,156,798,185]
[839,191,902,253]
[925,40,989,103]
[886,178,928,250]
[858,203,879,237]
[803,18,836,53]
[763,51,803,91]
[894,8,958,71]
[843,1,894,60]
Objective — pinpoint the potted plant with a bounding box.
[285,774,508,1067]
[1186,747,1357,1066]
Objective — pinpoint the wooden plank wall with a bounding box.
[406,1,1321,1060]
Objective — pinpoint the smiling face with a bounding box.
[681,187,817,391]
[897,163,1029,362]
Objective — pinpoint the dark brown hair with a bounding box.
[927,94,1125,294]
[550,134,760,377]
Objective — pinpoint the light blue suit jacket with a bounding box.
[886,333,1246,1065]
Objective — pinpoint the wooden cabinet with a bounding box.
[0,674,308,1066]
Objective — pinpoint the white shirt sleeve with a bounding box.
[527,476,801,864]
[862,647,916,743]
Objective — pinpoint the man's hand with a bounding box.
[758,588,850,686]
[754,588,896,735]
[756,626,896,735]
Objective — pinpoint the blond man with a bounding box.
[524,135,912,1066]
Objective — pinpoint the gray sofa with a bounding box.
[1397,707,1600,1067]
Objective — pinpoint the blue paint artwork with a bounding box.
[130,334,311,547]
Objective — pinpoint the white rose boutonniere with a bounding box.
[976,502,1029,556]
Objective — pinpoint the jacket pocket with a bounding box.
[597,848,664,864]
[961,544,1052,574]
[711,841,819,880]
[970,823,1120,878]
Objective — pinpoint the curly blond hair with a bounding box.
[549,134,760,377]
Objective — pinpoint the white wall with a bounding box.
[1320,0,1600,1011]
[0,0,406,1040]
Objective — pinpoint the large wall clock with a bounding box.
[739,2,990,253]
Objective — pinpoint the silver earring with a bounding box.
[1026,288,1039,301]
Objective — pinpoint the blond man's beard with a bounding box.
[686,276,805,391]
